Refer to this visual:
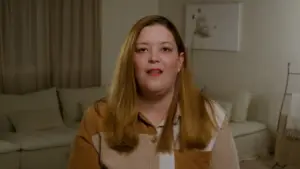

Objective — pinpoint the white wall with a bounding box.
[159,0,300,132]
[101,0,159,84]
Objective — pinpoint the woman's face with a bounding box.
[134,24,184,96]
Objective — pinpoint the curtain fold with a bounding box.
[0,0,101,94]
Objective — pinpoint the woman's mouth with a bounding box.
[146,68,163,76]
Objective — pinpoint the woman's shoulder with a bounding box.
[85,97,108,117]
[80,97,108,132]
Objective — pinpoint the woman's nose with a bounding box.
[148,50,160,63]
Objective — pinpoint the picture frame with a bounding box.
[185,2,243,52]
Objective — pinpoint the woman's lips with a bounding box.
[147,68,163,76]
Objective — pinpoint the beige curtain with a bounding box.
[0,0,101,94]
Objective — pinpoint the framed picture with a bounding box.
[185,2,243,52]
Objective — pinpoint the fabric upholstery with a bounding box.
[234,129,270,160]
[0,140,20,153]
[7,108,64,132]
[0,115,12,133]
[0,127,76,150]
[58,86,107,124]
[0,87,61,132]
[20,146,70,169]
[231,91,252,122]
[0,151,20,169]
[230,121,267,137]
[217,101,233,119]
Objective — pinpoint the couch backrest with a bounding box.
[211,90,253,123]
[0,87,62,132]
[58,86,108,125]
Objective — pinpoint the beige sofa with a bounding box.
[216,92,271,161]
[0,87,107,169]
[0,87,271,169]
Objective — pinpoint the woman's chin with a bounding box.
[143,84,170,95]
[147,88,164,94]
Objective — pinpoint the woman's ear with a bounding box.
[177,52,184,72]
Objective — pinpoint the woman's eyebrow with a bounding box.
[136,42,149,45]
[160,41,173,45]
[136,41,174,45]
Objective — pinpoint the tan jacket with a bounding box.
[68,99,240,169]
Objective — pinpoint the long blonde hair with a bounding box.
[104,15,216,153]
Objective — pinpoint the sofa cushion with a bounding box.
[0,127,77,150]
[0,115,12,133]
[66,122,81,130]
[0,87,61,132]
[230,121,267,137]
[231,91,252,122]
[7,108,64,132]
[0,140,20,153]
[58,86,107,124]
[217,101,233,118]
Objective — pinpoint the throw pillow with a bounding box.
[58,86,108,123]
[7,108,64,132]
[217,101,233,119]
[231,91,252,122]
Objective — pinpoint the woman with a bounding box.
[68,15,240,169]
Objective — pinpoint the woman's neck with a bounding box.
[137,88,174,126]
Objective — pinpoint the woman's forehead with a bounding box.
[136,25,175,44]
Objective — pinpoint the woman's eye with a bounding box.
[136,48,148,53]
[161,47,172,52]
